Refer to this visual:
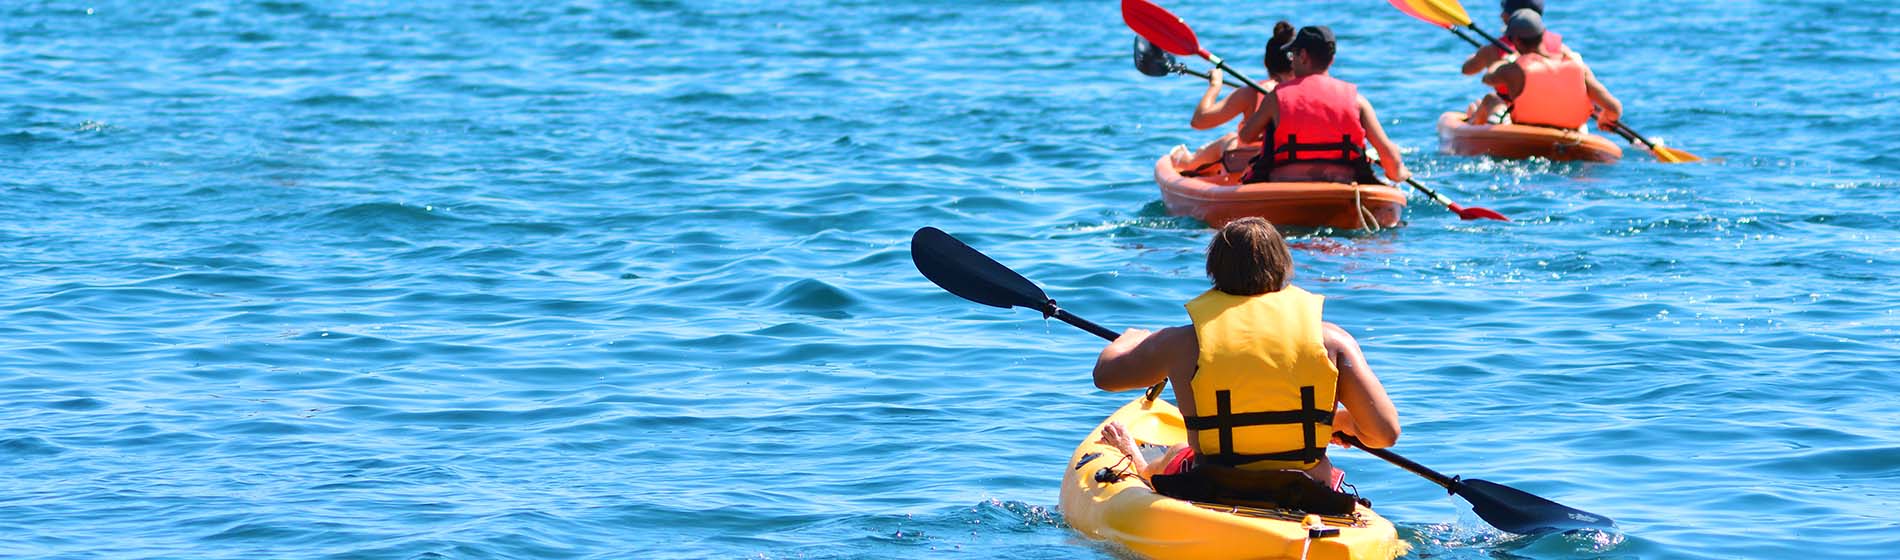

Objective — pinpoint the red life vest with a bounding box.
[1270,74,1365,164]
[1512,49,1593,129]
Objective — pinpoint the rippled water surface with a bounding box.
[3,1,1896,558]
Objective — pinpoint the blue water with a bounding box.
[2,1,1895,558]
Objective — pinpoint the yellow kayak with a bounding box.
[1060,396,1409,560]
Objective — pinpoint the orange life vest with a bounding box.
[1511,49,1593,129]
[1491,31,1567,97]
[1269,74,1365,165]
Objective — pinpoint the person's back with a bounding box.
[1268,71,1366,183]
[1511,46,1591,128]
[1091,218,1400,491]
[1478,10,1622,130]
[1237,26,1410,186]
[1182,275,1337,472]
[1459,0,1581,77]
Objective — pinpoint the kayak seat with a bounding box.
[1151,464,1362,515]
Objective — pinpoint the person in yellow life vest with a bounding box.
[1236,26,1410,186]
[1465,10,1622,130]
[1178,21,1298,177]
[1090,217,1401,499]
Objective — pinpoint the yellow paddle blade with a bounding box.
[1415,0,1475,27]
[1386,0,1456,28]
[1652,146,1702,163]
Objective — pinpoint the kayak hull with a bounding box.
[1060,397,1408,560]
[1154,144,1406,230]
[1436,111,1622,162]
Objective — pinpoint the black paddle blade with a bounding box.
[1455,478,1616,535]
[910,227,1052,312]
[1133,36,1176,77]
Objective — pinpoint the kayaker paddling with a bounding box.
[1459,0,1579,77]
[1091,217,1400,504]
[1465,10,1623,131]
[1235,26,1411,186]
[1177,21,1297,176]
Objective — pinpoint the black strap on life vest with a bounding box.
[1182,387,1333,467]
[1272,133,1366,166]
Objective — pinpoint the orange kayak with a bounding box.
[1154,144,1406,230]
[1436,112,1622,162]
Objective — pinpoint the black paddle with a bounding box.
[910,225,1615,535]
[1134,37,1244,89]
[1335,434,1615,535]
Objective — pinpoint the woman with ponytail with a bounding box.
[1178,21,1298,176]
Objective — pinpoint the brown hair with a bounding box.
[1263,21,1295,77]
[1205,217,1293,295]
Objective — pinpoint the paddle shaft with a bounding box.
[1203,55,1271,96]
[1607,121,1665,153]
[1405,178,1460,209]
[1337,433,1459,492]
[1054,305,1170,403]
[1048,306,1119,341]
[1177,66,1245,89]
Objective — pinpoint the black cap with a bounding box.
[1501,0,1543,15]
[1505,9,1544,40]
[1287,26,1335,57]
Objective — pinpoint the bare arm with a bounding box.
[1357,96,1410,184]
[1461,44,1506,75]
[1324,322,1399,448]
[1236,90,1279,144]
[1190,70,1259,130]
[1092,326,1195,392]
[1583,67,1622,131]
[1479,61,1521,96]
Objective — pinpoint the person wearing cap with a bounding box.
[1459,0,1579,77]
[1236,26,1410,185]
[1178,21,1300,177]
[1466,10,1622,130]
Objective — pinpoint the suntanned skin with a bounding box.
[1089,319,1401,482]
[1178,67,1292,176]
[1236,50,1411,185]
[1468,37,1622,129]
[1191,68,1263,131]
[1459,10,1582,75]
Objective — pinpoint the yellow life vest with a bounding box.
[1183,286,1339,470]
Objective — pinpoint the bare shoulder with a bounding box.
[1321,321,1354,339]
[1321,321,1359,350]
[1151,324,1198,352]
[1151,325,1199,373]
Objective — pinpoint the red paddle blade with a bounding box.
[1122,0,1203,57]
[1448,203,1510,222]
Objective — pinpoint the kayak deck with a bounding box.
[1436,111,1622,162]
[1154,144,1406,230]
[1059,396,1409,560]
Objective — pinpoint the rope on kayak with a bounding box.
[1352,183,1381,233]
